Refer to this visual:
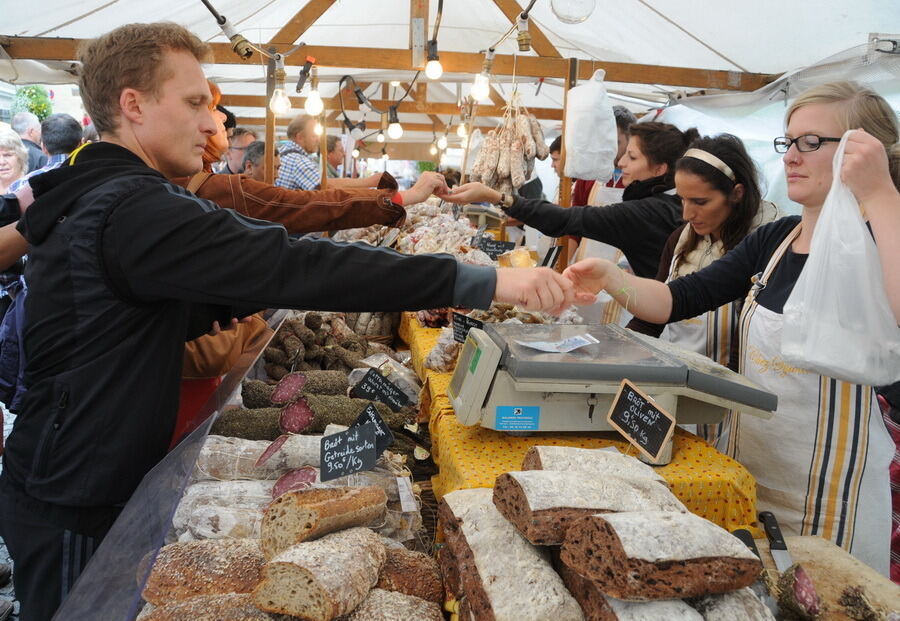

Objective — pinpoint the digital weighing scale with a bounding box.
[448,323,776,436]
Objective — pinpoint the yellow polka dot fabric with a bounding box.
[400,313,761,535]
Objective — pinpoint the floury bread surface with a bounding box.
[561,511,761,601]
[521,446,668,486]
[492,470,686,544]
[439,488,584,621]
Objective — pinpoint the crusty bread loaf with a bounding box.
[260,486,387,559]
[375,546,443,604]
[493,471,686,545]
[556,556,701,620]
[341,588,443,621]
[252,527,386,620]
[439,488,584,621]
[688,587,775,620]
[561,511,761,601]
[522,446,667,487]
[142,539,265,606]
[139,593,273,621]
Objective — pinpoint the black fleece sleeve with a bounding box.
[101,183,496,312]
[627,226,682,337]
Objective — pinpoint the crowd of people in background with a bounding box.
[0,19,897,621]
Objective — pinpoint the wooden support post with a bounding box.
[264,48,277,185]
[556,57,579,273]
[319,113,328,190]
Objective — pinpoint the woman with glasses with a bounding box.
[563,81,900,575]
[626,133,782,443]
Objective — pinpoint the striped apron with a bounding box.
[727,225,893,574]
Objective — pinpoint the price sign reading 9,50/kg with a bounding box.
[606,379,676,463]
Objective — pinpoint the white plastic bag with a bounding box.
[781,131,900,385]
[563,69,617,182]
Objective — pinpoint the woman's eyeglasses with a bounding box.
[773,134,841,153]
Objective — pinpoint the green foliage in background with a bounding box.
[417,160,437,172]
[12,85,53,121]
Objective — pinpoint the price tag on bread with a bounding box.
[349,368,409,412]
[319,423,378,482]
[606,379,676,463]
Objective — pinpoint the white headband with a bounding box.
[683,148,736,183]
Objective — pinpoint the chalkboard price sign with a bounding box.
[606,379,676,463]
[471,236,517,260]
[353,403,395,454]
[320,423,378,482]
[452,312,485,343]
[349,368,409,412]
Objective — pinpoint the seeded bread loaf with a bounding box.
[556,556,701,620]
[493,471,686,545]
[560,511,761,601]
[139,593,273,621]
[439,488,584,621]
[252,527,386,620]
[142,539,265,606]
[522,446,667,487]
[340,588,443,621]
[688,587,775,620]
[375,546,443,604]
[260,486,387,559]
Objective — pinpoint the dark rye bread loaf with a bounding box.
[252,527,386,620]
[340,588,444,621]
[375,546,443,604]
[493,471,686,545]
[688,587,776,620]
[555,556,702,620]
[141,539,265,606]
[522,446,668,487]
[561,511,761,601]
[439,488,584,621]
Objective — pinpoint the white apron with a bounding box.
[728,225,893,575]
[576,183,632,326]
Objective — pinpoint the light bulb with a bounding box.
[429,144,438,155]
[351,148,360,158]
[387,122,403,140]
[304,89,324,115]
[471,73,490,100]
[269,88,292,115]
[551,0,596,23]
[390,80,401,87]
[456,123,468,138]
[382,152,389,161]
[425,59,444,80]
[313,121,323,136]
[437,135,448,150]
[376,131,385,143]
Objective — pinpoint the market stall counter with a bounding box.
[399,311,760,534]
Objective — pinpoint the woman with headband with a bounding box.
[563,81,900,575]
[627,134,782,442]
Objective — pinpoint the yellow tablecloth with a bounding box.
[399,312,759,533]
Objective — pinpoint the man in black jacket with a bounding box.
[0,23,577,621]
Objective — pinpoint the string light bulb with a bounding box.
[351,148,360,158]
[425,40,443,80]
[456,122,468,138]
[389,80,401,87]
[386,106,403,140]
[313,120,323,135]
[471,49,495,100]
[303,67,324,115]
[437,135,448,150]
[268,54,292,115]
[429,143,438,155]
[381,148,389,161]
[376,131,385,143]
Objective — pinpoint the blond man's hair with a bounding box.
[78,23,211,135]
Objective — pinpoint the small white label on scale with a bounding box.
[514,333,599,353]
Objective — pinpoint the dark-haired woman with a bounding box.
[627,134,782,442]
[445,122,700,280]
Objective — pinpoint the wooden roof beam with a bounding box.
[0,37,777,91]
[491,0,562,58]
[236,116,494,133]
[269,0,336,46]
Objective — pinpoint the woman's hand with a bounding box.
[563,258,616,299]
[440,182,501,205]
[842,129,899,204]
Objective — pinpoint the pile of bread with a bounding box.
[139,485,443,620]
[439,445,776,621]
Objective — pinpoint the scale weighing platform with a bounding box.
[448,323,777,436]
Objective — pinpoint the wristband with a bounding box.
[391,191,404,206]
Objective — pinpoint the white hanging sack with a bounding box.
[563,69,617,182]
[781,130,900,385]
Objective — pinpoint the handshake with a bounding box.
[493,260,613,316]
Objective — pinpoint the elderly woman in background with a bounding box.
[0,131,28,194]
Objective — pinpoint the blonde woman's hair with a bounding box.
[787,81,900,190]
[0,129,29,180]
